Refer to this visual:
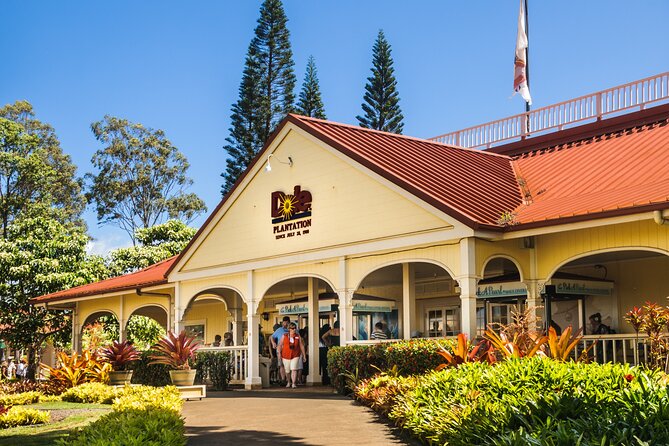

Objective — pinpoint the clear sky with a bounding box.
[1,1,668,254]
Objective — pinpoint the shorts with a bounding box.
[282,357,301,372]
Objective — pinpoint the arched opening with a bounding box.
[182,288,243,346]
[126,305,168,350]
[80,311,119,350]
[478,257,527,335]
[355,261,455,339]
[546,249,669,335]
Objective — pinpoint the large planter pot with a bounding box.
[109,370,133,385]
[169,369,196,386]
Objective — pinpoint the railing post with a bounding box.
[596,92,602,120]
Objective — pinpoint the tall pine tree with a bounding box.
[221,0,296,195]
[356,30,404,134]
[296,56,326,119]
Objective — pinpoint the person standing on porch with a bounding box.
[322,321,340,347]
[370,322,388,340]
[271,316,291,384]
[278,323,306,389]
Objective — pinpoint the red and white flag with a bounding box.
[514,0,532,105]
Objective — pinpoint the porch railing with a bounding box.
[429,72,669,149]
[198,345,248,384]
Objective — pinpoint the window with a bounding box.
[183,321,205,342]
[425,307,460,337]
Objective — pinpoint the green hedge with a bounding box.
[0,406,50,428]
[355,358,669,445]
[59,385,184,446]
[194,351,232,390]
[130,351,171,386]
[327,339,452,393]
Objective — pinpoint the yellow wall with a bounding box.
[78,292,170,328]
[182,300,231,345]
[476,238,530,280]
[180,129,454,272]
[536,219,669,278]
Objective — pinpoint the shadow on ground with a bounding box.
[187,427,315,445]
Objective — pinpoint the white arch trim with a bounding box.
[185,285,245,309]
[545,246,669,280]
[259,273,337,300]
[480,254,525,282]
[127,303,169,319]
[353,258,456,291]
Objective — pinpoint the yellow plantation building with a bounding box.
[34,73,669,388]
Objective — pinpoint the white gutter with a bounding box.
[653,210,669,226]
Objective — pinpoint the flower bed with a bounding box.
[354,358,669,445]
[327,339,452,393]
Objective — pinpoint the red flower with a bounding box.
[624,374,634,382]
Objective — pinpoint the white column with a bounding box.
[459,238,479,339]
[174,282,183,334]
[402,263,416,340]
[119,295,126,343]
[71,304,79,352]
[245,271,262,389]
[338,289,354,343]
[307,277,320,384]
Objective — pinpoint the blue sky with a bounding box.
[1,1,668,254]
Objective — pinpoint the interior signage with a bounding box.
[271,185,312,240]
[546,279,613,296]
[477,282,528,298]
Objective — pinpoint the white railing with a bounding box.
[429,72,669,149]
[573,334,650,366]
[198,345,248,384]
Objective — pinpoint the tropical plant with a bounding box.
[484,328,546,359]
[149,330,200,370]
[42,350,111,388]
[546,325,591,361]
[101,340,141,371]
[625,302,669,370]
[435,334,494,369]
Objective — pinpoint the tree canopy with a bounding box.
[87,116,206,243]
[296,56,326,119]
[0,101,85,238]
[221,0,296,195]
[356,30,405,134]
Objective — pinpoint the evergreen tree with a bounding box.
[296,56,326,119]
[356,30,404,134]
[222,0,296,195]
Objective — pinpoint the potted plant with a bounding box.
[149,330,200,386]
[101,340,141,385]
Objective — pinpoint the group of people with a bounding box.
[211,332,234,347]
[0,358,26,380]
[269,316,342,388]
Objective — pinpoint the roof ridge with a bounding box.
[514,117,669,160]
[289,114,514,160]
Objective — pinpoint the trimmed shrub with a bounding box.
[61,382,118,404]
[131,350,171,386]
[0,406,50,428]
[59,385,184,445]
[194,351,232,390]
[357,358,669,445]
[327,339,452,392]
[0,391,42,406]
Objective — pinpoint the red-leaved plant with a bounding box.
[101,340,141,371]
[436,334,495,369]
[149,330,200,370]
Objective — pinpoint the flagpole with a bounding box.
[524,0,531,114]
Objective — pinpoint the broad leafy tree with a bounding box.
[87,116,206,243]
[296,56,326,119]
[107,219,196,276]
[356,30,405,134]
[221,0,296,195]
[0,101,85,237]
[0,206,107,378]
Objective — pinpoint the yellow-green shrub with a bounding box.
[0,406,50,428]
[61,382,118,404]
[0,391,42,406]
[112,385,182,413]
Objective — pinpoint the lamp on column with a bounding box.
[264,154,293,172]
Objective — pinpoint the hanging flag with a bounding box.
[514,0,532,105]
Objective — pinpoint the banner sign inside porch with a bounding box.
[277,299,336,315]
[352,300,394,313]
[271,185,312,240]
[477,281,527,298]
[546,278,613,296]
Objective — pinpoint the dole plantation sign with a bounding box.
[271,185,312,240]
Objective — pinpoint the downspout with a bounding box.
[135,288,172,298]
[653,210,669,226]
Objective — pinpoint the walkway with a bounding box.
[182,387,415,445]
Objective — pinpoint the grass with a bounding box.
[0,402,111,445]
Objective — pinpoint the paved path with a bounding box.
[182,387,415,445]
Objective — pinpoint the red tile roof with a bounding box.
[32,256,176,304]
[510,116,669,227]
[288,115,523,228]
